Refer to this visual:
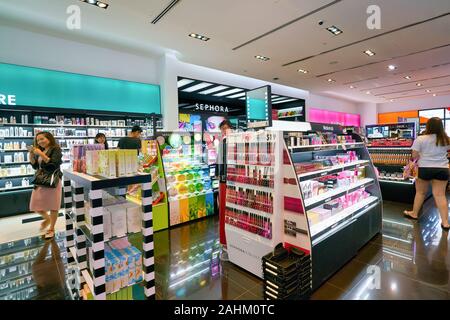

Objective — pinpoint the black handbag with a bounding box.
[33,167,61,188]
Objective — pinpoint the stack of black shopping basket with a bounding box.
[262,243,311,300]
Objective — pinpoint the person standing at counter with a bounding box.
[94,132,109,150]
[218,120,233,261]
[29,132,63,239]
[118,125,142,152]
[404,117,450,230]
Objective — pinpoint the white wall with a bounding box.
[358,102,378,126]
[0,25,160,85]
[377,94,450,114]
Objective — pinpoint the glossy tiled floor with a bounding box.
[0,197,449,300]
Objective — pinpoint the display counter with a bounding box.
[225,122,382,294]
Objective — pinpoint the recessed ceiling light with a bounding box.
[404,75,412,80]
[364,50,376,57]
[297,69,308,74]
[350,85,355,89]
[426,89,431,93]
[255,55,270,61]
[188,33,210,41]
[433,93,437,97]
[96,1,108,8]
[327,78,335,83]
[227,92,246,99]
[366,91,371,95]
[416,83,422,87]
[388,65,397,71]
[390,99,395,102]
[80,0,108,9]
[326,25,343,35]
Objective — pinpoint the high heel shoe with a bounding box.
[403,210,418,220]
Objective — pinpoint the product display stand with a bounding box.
[63,170,154,300]
[225,122,383,295]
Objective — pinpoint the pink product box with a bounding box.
[284,196,304,214]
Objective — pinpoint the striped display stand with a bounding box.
[63,177,74,264]
[73,183,87,292]
[62,170,154,300]
[88,189,106,300]
[142,181,155,299]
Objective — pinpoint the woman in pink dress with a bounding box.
[29,132,63,239]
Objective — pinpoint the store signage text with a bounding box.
[195,103,229,113]
[0,94,16,105]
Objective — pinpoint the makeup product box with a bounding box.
[129,246,143,283]
[111,248,127,290]
[122,202,142,234]
[116,150,127,177]
[107,205,127,238]
[108,151,117,178]
[86,150,100,175]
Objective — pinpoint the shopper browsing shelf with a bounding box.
[29,131,63,239]
[118,125,142,152]
[94,132,109,150]
[404,117,450,230]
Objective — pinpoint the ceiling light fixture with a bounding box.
[182,82,213,92]
[433,94,437,97]
[404,75,411,80]
[388,65,397,71]
[188,33,210,41]
[390,99,395,102]
[416,83,422,87]
[426,89,431,93]
[199,85,229,95]
[177,79,195,88]
[364,50,376,57]
[327,78,335,83]
[297,69,308,74]
[255,55,270,61]
[79,0,109,9]
[350,85,355,89]
[366,91,371,95]
[227,92,247,99]
[326,25,343,35]
[214,88,244,97]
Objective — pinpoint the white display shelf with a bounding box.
[0,136,34,139]
[277,114,303,119]
[0,149,29,152]
[168,190,214,202]
[367,147,412,150]
[225,202,272,219]
[303,178,374,210]
[297,160,369,181]
[226,181,273,193]
[309,196,379,237]
[0,174,34,179]
[379,179,414,185]
[1,161,31,165]
[227,161,274,167]
[0,185,33,192]
[289,142,364,151]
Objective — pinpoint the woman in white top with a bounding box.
[404,117,450,230]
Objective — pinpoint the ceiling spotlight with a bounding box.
[96,1,109,8]
[388,65,397,71]
[366,91,371,95]
[188,33,210,41]
[364,50,376,57]
[426,89,431,93]
[80,0,108,9]
[390,99,395,102]
[327,78,335,83]
[326,25,343,35]
[433,93,437,97]
[404,75,411,80]
[416,83,422,87]
[297,69,308,74]
[350,85,355,89]
[255,55,270,61]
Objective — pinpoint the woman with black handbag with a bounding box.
[29,131,63,239]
